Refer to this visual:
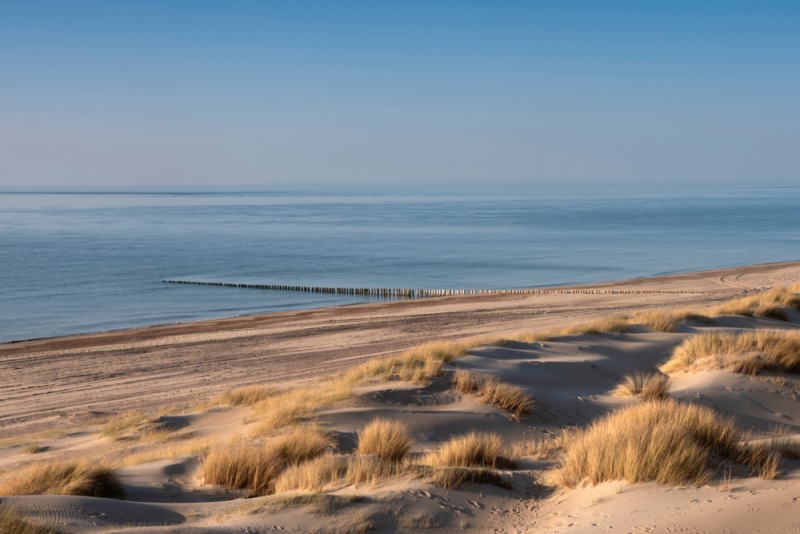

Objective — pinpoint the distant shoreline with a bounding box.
[3,259,797,346]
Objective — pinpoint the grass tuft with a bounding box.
[452,370,533,418]
[633,310,713,333]
[564,316,632,335]
[273,453,411,493]
[426,432,515,469]
[0,461,124,498]
[554,398,775,487]
[613,372,670,399]
[218,385,275,406]
[661,330,800,375]
[712,288,800,320]
[202,429,330,495]
[101,411,150,440]
[248,384,353,436]
[341,339,495,386]
[357,419,412,462]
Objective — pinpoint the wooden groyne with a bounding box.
[162,280,706,297]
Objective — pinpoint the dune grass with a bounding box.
[509,284,799,344]
[274,420,414,493]
[661,330,800,375]
[451,369,534,418]
[101,410,150,440]
[202,428,330,495]
[341,339,494,385]
[0,461,124,498]
[273,453,411,493]
[633,309,713,333]
[712,288,800,321]
[357,419,412,462]
[613,372,670,399]
[0,508,58,534]
[554,398,779,487]
[247,339,494,436]
[563,316,632,335]
[276,431,517,493]
[100,410,191,443]
[425,432,515,469]
[248,383,353,436]
[217,385,275,406]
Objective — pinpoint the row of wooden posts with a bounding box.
[163,280,702,297]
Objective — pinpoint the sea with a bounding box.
[1,185,798,343]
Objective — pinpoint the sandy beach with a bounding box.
[2,260,800,533]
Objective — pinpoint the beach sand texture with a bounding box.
[1,260,800,532]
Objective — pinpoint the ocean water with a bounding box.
[1,185,798,343]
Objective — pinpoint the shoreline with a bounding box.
[2,260,799,438]
[4,258,797,346]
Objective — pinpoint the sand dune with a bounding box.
[2,261,800,532]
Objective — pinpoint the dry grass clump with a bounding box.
[273,454,349,493]
[740,442,782,480]
[452,370,534,418]
[101,410,150,440]
[763,437,800,462]
[202,429,330,495]
[613,372,670,399]
[553,398,775,487]
[357,419,412,461]
[712,288,800,321]
[428,467,511,490]
[563,316,631,335]
[218,385,275,406]
[243,338,497,437]
[278,430,518,494]
[342,339,492,385]
[248,383,353,436]
[273,454,411,493]
[101,411,189,443]
[426,432,515,469]
[272,427,332,465]
[0,461,124,498]
[662,330,800,375]
[0,508,58,534]
[633,309,713,333]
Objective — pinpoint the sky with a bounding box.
[0,1,798,190]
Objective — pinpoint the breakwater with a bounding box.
[162,280,704,297]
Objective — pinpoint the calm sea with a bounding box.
[1,185,798,342]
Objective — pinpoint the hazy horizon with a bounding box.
[2,1,798,190]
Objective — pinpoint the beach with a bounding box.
[3,260,797,438]
[2,260,800,533]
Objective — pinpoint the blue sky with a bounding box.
[1,1,798,189]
